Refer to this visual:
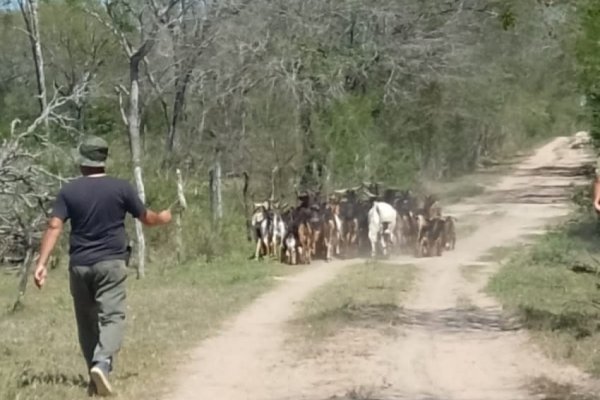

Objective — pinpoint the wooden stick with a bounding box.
[176,169,187,209]
[175,168,187,263]
[13,247,34,312]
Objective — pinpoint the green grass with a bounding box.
[488,216,600,376]
[0,256,295,399]
[289,262,416,342]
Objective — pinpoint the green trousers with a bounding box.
[69,260,128,370]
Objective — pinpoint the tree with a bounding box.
[576,0,600,145]
[0,0,583,266]
[17,0,47,128]
[91,0,182,278]
[1,79,90,310]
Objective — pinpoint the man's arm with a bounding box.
[139,209,172,226]
[124,182,172,226]
[34,217,64,289]
[594,178,600,213]
[35,189,68,289]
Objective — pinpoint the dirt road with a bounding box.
[165,135,596,400]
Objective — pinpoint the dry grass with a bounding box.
[0,257,296,399]
[288,262,416,342]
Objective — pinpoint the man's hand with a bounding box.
[158,209,172,224]
[34,216,63,290]
[34,263,47,289]
[594,179,600,213]
[140,209,172,226]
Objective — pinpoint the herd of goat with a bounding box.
[248,185,457,265]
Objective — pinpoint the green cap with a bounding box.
[72,135,109,167]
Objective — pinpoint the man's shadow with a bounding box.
[18,368,140,389]
[18,369,88,389]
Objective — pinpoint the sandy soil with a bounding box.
[165,134,597,400]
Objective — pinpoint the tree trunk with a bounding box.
[129,59,147,279]
[363,152,372,182]
[166,71,192,152]
[214,149,223,225]
[270,166,278,200]
[209,167,215,219]
[242,172,251,241]
[165,0,188,152]
[299,101,319,189]
[323,150,334,197]
[19,0,48,124]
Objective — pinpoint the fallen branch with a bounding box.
[1,76,90,309]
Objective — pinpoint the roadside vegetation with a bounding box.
[289,262,416,343]
[487,198,600,376]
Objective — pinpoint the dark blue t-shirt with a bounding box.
[50,176,146,267]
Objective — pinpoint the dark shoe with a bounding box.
[90,361,113,397]
[87,379,97,397]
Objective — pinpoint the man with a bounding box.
[594,168,600,214]
[33,135,172,396]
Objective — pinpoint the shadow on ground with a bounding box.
[513,165,595,179]
[482,184,581,205]
[314,381,600,400]
[319,386,450,400]
[304,303,521,334]
[474,163,593,205]
[529,377,600,400]
[519,306,600,340]
[395,306,521,333]
[17,369,88,389]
